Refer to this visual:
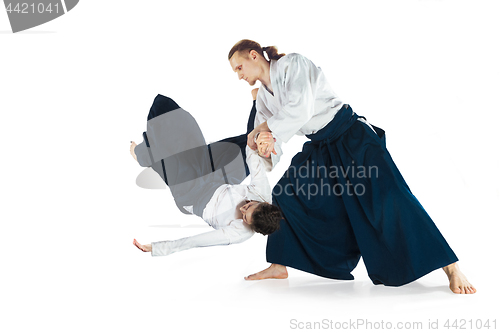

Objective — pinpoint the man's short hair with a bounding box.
[250,203,282,235]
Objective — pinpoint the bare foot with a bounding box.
[130,141,138,162]
[133,238,152,252]
[443,262,476,294]
[244,264,288,280]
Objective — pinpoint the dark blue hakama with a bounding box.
[267,104,458,286]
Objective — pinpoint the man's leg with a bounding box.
[257,147,362,281]
[337,120,475,293]
[210,89,258,180]
[442,263,476,294]
[140,94,259,213]
[244,263,288,280]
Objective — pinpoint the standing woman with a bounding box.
[228,39,476,294]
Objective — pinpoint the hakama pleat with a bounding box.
[267,104,458,286]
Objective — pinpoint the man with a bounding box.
[131,92,281,256]
[228,39,476,294]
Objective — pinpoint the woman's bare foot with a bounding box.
[244,263,288,280]
[443,262,476,294]
[133,238,152,252]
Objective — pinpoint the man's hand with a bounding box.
[133,239,152,252]
[247,121,271,151]
[251,88,259,100]
[130,141,138,162]
[256,132,277,158]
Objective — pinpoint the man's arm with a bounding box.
[266,54,319,143]
[253,131,283,172]
[247,121,271,151]
[245,146,272,202]
[149,221,253,256]
[249,96,283,171]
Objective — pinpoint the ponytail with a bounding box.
[228,39,286,61]
[262,46,286,61]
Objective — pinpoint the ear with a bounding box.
[249,49,258,60]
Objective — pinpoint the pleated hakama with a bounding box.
[267,104,458,286]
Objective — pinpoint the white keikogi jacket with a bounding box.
[254,53,375,170]
[151,146,271,256]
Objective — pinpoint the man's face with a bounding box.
[240,201,260,225]
[229,51,259,86]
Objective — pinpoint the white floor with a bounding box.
[1,1,499,332]
[4,215,496,332]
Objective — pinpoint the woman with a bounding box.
[228,39,475,294]
[131,93,281,256]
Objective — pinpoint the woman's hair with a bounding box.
[228,39,286,61]
[250,202,282,236]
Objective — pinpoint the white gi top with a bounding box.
[151,146,272,256]
[255,53,375,170]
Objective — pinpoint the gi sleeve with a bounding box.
[245,146,272,203]
[151,221,254,256]
[267,54,318,143]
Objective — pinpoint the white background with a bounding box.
[1,0,499,332]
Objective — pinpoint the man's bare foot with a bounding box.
[443,262,476,294]
[244,263,288,280]
[130,141,138,162]
[133,238,152,252]
[251,88,259,100]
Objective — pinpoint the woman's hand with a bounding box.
[130,141,138,162]
[256,132,277,158]
[133,239,152,252]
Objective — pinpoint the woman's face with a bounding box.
[229,50,260,86]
